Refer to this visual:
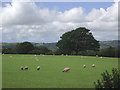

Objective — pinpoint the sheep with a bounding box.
[96,55,98,57]
[62,67,70,72]
[21,66,23,70]
[35,57,39,61]
[61,54,64,56]
[37,66,40,70]
[100,57,103,59]
[10,56,13,58]
[83,64,86,68]
[25,66,28,70]
[92,64,95,68]
[36,59,39,61]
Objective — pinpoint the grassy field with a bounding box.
[2,54,118,88]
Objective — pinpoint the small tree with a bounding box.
[94,68,120,89]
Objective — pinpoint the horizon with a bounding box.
[1,39,119,43]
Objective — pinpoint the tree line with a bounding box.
[2,27,120,57]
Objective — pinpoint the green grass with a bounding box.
[2,54,118,88]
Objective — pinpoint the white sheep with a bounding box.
[10,56,13,58]
[61,54,64,56]
[37,66,40,70]
[92,64,95,68]
[83,64,86,68]
[25,66,28,70]
[100,57,103,58]
[35,57,39,61]
[62,67,70,72]
[21,66,23,70]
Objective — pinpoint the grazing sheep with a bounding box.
[36,59,39,61]
[10,56,13,58]
[92,64,95,68]
[61,54,64,56]
[100,57,103,58]
[37,66,40,70]
[83,64,86,68]
[62,67,70,72]
[25,66,28,70]
[96,55,98,57]
[35,57,39,61]
[21,66,23,70]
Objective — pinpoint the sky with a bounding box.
[0,0,119,43]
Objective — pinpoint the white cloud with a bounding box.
[56,7,87,23]
[86,8,106,21]
[1,1,57,25]
[114,0,120,2]
[1,1,118,42]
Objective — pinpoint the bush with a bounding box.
[71,51,76,55]
[78,51,86,56]
[94,68,120,89]
[86,50,96,56]
[2,48,16,54]
[99,46,118,57]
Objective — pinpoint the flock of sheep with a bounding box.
[20,64,95,72]
[8,55,97,72]
[62,64,95,72]
[21,66,40,70]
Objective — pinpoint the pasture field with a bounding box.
[2,54,118,88]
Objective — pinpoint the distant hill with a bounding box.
[0,40,119,51]
[33,43,58,51]
[99,40,120,49]
[0,42,58,51]
[2,42,17,48]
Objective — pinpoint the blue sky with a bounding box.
[2,2,114,13]
[35,2,114,13]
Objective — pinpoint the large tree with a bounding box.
[15,42,34,54]
[56,27,100,54]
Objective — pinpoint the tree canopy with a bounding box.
[29,47,52,55]
[15,42,34,54]
[56,27,100,54]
